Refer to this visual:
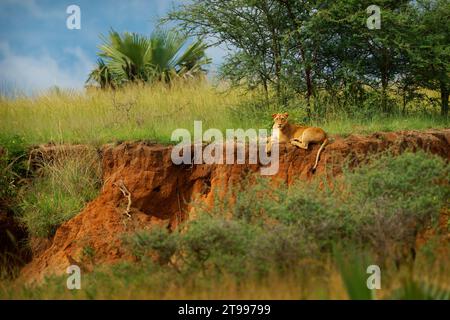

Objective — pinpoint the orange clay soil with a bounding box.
[19,129,450,283]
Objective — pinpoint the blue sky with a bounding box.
[0,0,226,94]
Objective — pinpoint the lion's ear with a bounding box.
[284,113,289,118]
[272,113,277,119]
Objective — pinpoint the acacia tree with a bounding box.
[305,0,416,113]
[166,0,449,117]
[407,0,449,116]
[165,0,320,109]
[275,0,325,114]
[165,0,410,113]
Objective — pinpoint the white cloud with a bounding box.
[0,42,94,94]
[1,0,60,19]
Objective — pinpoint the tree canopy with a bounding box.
[166,0,450,116]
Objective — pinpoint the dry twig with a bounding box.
[114,179,132,220]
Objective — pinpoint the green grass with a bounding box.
[17,147,101,238]
[315,114,449,137]
[0,82,448,148]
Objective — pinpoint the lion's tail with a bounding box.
[313,138,328,172]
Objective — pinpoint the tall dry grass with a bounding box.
[0,81,248,146]
[0,81,448,148]
[18,146,102,238]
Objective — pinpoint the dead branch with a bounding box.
[114,179,132,220]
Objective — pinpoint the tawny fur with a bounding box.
[266,113,328,171]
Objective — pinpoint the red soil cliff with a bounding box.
[20,129,450,282]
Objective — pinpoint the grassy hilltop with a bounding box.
[1,82,447,149]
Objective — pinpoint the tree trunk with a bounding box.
[380,48,390,113]
[280,0,313,116]
[440,80,449,117]
[262,76,269,107]
[262,1,282,105]
[381,76,388,113]
[402,88,407,115]
[305,63,313,118]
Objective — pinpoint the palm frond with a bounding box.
[88,29,209,87]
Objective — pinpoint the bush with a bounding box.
[181,215,259,276]
[340,151,449,258]
[123,226,178,264]
[247,224,311,276]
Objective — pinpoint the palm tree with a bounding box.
[87,29,211,87]
[87,59,116,88]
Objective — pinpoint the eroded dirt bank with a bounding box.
[20,129,450,282]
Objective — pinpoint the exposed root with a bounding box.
[114,179,132,221]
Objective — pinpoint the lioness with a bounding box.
[266,113,328,171]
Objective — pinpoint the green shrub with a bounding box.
[181,215,260,276]
[249,151,449,258]
[247,224,311,275]
[339,151,449,258]
[123,226,179,264]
